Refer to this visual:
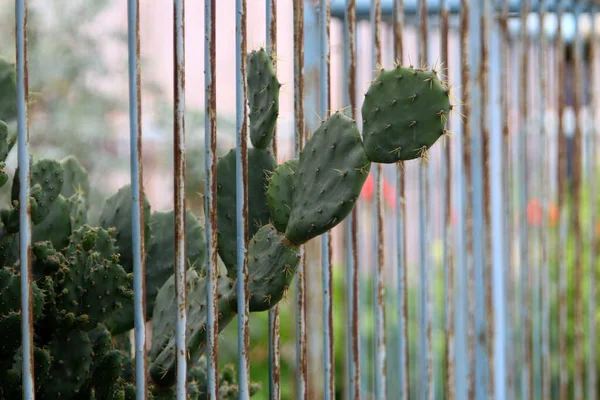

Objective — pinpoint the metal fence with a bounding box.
[10,0,600,399]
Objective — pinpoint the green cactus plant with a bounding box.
[0,45,454,398]
[361,65,451,163]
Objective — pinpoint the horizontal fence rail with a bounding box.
[6,0,599,399]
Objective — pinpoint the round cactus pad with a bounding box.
[361,65,451,163]
[285,112,371,245]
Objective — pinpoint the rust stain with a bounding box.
[134,0,148,396]
[519,1,533,397]
[20,0,36,388]
[459,1,475,397]
[572,25,584,400]
[267,1,280,398]
[440,5,454,399]
[555,4,567,399]
[479,11,494,397]
[293,1,307,398]
[207,0,220,396]
[269,0,278,161]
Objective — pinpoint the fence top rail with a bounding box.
[330,0,596,19]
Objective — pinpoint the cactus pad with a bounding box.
[32,194,72,251]
[245,224,300,312]
[0,58,17,122]
[266,159,297,233]
[361,65,451,162]
[285,112,371,244]
[11,158,65,225]
[217,147,277,277]
[149,269,236,387]
[144,209,206,318]
[247,48,280,149]
[60,155,90,199]
[41,330,93,399]
[99,184,151,274]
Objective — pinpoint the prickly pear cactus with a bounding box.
[246,224,300,312]
[0,58,17,122]
[148,268,236,387]
[216,147,277,277]
[266,159,297,233]
[361,65,451,163]
[284,112,370,245]
[144,209,206,318]
[60,155,90,199]
[247,48,280,149]
[99,184,151,275]
[0,121,9,188]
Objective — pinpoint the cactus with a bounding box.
[247,49,280,149]
[266,158,297,233]
[360,65,451,163]
[0,58,17,122]
[216,147,277,277]
[0,45,454,398]
[284,112,371,245]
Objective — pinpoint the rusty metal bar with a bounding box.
[537,1,551,399]
[455,0,470,398]
[204,0,219,396]
[587,6,598,400]
[572,3,584,399]
[518,0,531,398]
[318,1,335,398]
[293,1,308,398]
[369,1,386,399]
[15,0,34,398]
[265,2,280,399]
[127,0,148,398]
[393,0,409,399]
[499,0,514,396]
[468,0,489,397]
[417,0,433,398]
[439,0,453,397]
[343,1,360,398]
[487,0,507,397]
[235,0,250,396]
[173,0,187,398]
[556,1,569,398]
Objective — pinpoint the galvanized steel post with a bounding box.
[15,0,34,398]
[126,0,148,398]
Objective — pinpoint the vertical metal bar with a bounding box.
[587,7,598,400]
[293,1,308,398]
[480,0,493,393]
[499,0,513,396]
[417,0,432,398]
[518,0,531,398]
[370,1,386,399]
[204,0,219,396]
[487,0,506,398]
[235,0,250,395]
[15,1,34,399]
[439,0,453,398]
[343,1,360,398]
[456,0,470,398]
[531,3,542,399]
[468,0,488,397]
[173,0,187,398]
[556,1,569,398]
[572,3,584,399]
[266,2,280,399]
[318,1,334,398]
[127,0,147,398]
[537,1,551,399]
[393,0,409,399]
